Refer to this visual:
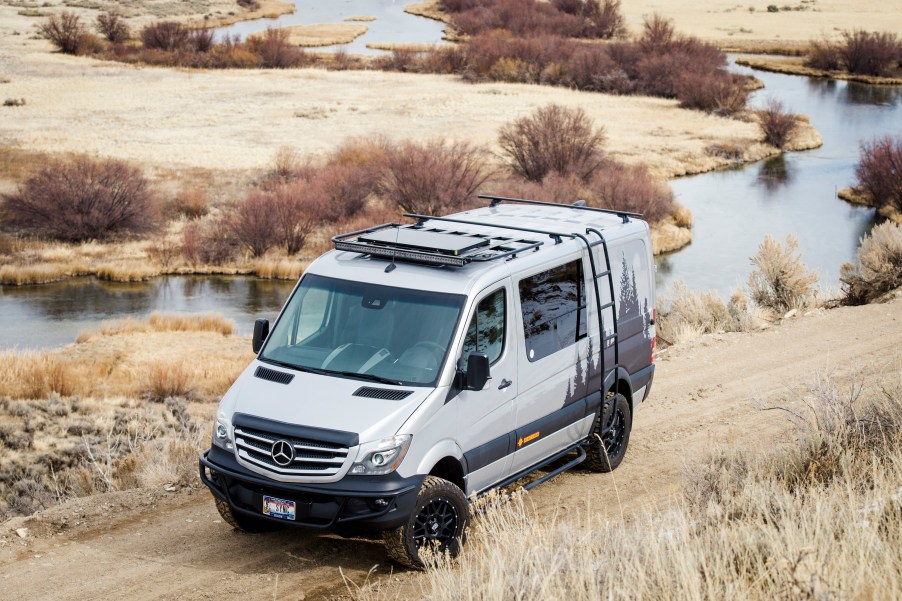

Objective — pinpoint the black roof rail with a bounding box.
[479,194,643,224]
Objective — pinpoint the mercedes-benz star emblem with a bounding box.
[271,440,295,467]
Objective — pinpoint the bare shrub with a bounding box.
[674,71,748,115]
[805,38,841,70]
[855,135,902,212]
[247,28,306,68]
[269,182,329,255]
[552,0,626,39]
[748,234,819,313]
[310,163,376,221]
[188,28,215,53]
[1,156,158,242]
[39,12,86,54]
[380,140,493,215]
[96,11,129,43]
[180,218,237,265]
[237,0,261,9]
[227,192,283,257]
[270,146,302,181]
[498,104,605,182]
[840,222,902,305]
[141,21,190,52]
[758,97,799,149]
[839,30,902,77]
[588,162,673,221]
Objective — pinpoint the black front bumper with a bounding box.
[199,446,424,533]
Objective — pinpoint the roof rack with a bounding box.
[479,194,643,224]
[332,222,544,267]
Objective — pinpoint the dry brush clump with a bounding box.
[96,11,130,43]
[840,221,902,305]
[0,156,159,243]
[748,234,819,314]
[372,368,902,601]
[658,283,760,344]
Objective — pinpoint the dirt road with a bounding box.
[2,295,900,600]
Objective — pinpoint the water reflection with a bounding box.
[657,58,902,298]
[757,154,792,193]
[0,276,296,350]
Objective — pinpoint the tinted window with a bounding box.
[519,260,586,362]
[463,288,506,365]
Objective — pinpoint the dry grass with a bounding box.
[358,366,902,601]
[276,24,368,47]
[77,311,235,342]
[650,204,692,254]
[95,261,159,282]
[250,257,305,280]
[0,313,248,403]
[345,16,376,23]
[404,0,452,24]
[0,393,212,517]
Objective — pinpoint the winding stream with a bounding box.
[2,57,900,349]
[655,58,902,298]
[216,0,447,55]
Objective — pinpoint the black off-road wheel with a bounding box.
[584,393,632,473]
[383,476,470,569]
[215,497,281,533]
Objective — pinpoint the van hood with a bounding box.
[227,361,432,443]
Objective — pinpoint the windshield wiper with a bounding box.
[330,371,404,386]
[261,358,330,376]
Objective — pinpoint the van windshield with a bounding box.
[260,274,466,387]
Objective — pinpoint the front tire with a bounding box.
[215,497,281,533]
[383,476,470,569]
[585,393,631,472]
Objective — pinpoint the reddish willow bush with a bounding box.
[1,157,158,242]
[403,15,748,114]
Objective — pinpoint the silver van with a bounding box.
[200,196,656,567]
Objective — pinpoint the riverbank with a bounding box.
[736,56,902,86]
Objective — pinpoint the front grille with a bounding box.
[234,425,349,478]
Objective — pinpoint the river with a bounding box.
[656,58,902,298]
[1,57,899,349]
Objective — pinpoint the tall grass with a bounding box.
[364,367,902,600]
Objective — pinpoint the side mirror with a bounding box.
[252,318,270,354]
[465,353,490,391]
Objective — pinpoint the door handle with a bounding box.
[498,379,512,390]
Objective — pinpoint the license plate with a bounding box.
[262,495,296,521]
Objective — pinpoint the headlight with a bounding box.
[212,419,233,451]
[349,435,412,476]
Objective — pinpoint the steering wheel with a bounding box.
[399,341,446,371]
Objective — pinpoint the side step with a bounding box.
[480,442,587,499]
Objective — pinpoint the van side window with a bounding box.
[519,260,586,362]
[462,288,506,365]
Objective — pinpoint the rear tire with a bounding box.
[215,497,281,533]
[383,476,469,569]
[584,393,631,473]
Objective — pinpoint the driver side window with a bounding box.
[462,288,506,365]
